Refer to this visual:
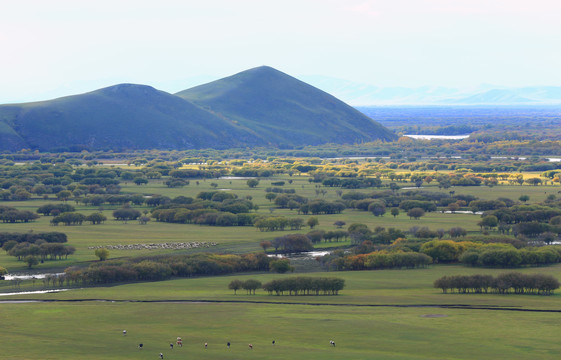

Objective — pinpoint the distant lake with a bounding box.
[404,134,470,140]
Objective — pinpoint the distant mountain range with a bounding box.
[0,67,396,152]
[298,75,561,106]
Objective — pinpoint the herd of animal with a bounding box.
[123,330,336,358]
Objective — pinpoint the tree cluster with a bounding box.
[0,206,39,223]
[0,231,67,247]
[321,250,432,271]
[434,273,559,295]
[3,240,75,262]
[254,217,304,232]
[228,279,262,295]
[271,234,314,252]
[459,246,561,267]
[262,277,345,295]
[63,252,271,285]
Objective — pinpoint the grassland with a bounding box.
[2,265,561,359]
[0,174,497,272]
[1,168,561,359]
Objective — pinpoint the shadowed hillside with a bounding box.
[0,67,396,151]
[0,84,260,151]
[176,66,397,146]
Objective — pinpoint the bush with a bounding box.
[269,258,293,273]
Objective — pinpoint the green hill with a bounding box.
[0,67,396,151]
[0,84,259,151]
[176,66,397,146]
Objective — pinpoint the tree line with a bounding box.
[262,277,345,295]
[0,231,67,247]
[62,252,271,285]
[419,240,561,267]
[434,273,559,295]
[227,277,346,296]
[320,250,432,271]
[0,206,39,223]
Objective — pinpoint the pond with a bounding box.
[0,289,70,297]
[218,176,257,180]
[3,273,65,281]
[268,250,332,260]
[441,210,483,215]
[404,134,470,140]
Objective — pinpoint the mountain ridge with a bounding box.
[0,67,396,151]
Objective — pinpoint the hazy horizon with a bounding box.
[2,1,560,104]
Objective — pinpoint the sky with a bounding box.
[1,0,560,103]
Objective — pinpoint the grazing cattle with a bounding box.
[205,342,208,349]
[248,344,253,350]
[330,340,336,347]
[122,330,127,336]
[272,340,275,346]
[138,344,143,349]
[227,342,231,349]
[170,343,173,350]
[159,352,164,359]
[176,337,182,347]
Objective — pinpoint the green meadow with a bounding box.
[0,174,490,271]
[1,172,561,359]
[2,265,561,360]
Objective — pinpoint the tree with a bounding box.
[133,177,148,186]
[333,220,346,228]
[94,248,109,261]
[86,212,107,225]
[247,179,260,188]
[0,266,7,277]
[51,212,86,226]
[407,207,425,220]
[56,190,72,201]
[260,240,272,252]
[519,195,530,203]
[447,202,460,213]
[265,193,277,202]
[307,217,319,229]
[243,279,262,295]
[113,208,141,222]
[138,216,150,225]
[368,201,386,217]
[420,240,462,263]
[525,178,542,186]
[228,279,244,295]
[269,259,293,273]
[25,255,39,268]
[478,215,498,231]
[449,227,467,238]
[390,207,400,218]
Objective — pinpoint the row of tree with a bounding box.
[3,241,75,261]
[0,231,67,247]
[152,208,257,227]
[434,273,559,295]
[254,217,310,232]
[262,277,345,295]
[419,240,561,267]
[62,252,271,285]
[320,250,432,271]
[50,212,103,225]
[0,206,39,223]
[459,247,561,267]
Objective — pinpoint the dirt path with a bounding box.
[1,298,561,312]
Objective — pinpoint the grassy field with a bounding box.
[0,175,494,272]
[1,171,561,358]
[2,265,561,359]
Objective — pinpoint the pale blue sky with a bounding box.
[1,0,560,103]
